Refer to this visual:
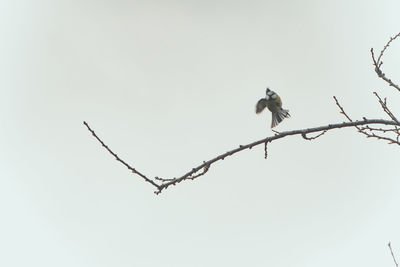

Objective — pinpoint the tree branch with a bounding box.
[334,95,400,145]
[83,121,162,191]
[373,92,399,123]
[84,118,400,194]
[370,32,400,91]
[389,242,399,267]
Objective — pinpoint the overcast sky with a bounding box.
[1,0,400,266]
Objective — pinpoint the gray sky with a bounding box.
[1,0,400,266]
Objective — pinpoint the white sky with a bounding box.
[1,0,400,266]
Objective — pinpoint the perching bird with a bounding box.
[256,88,290,128]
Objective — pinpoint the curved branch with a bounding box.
[370,32,400,91]
[388,242,399,267]
[84,118,400,194]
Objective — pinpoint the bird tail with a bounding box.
[271,109,290,128]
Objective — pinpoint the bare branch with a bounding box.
[333,96,356,123]
[373,92,399,123]
[371,32,400,91]
[302,130,327,140]
[84,119,400,194]
[334,96,400,145]
[83,121,162,192]
[264,141,269,159]
[360,125,400,133]
[377,33,400,64]
[388,242,399,267]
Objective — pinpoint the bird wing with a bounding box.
[255,98,268,114]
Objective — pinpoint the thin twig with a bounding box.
[388,242,399,267]
[360,125,400,133]
[83,121,162,192]
[377,33,400,63]
[373,92,399,123]
[363,132,400,145]
[302,130,327,140]
[334,97,400,145]
[333,96,355,123]
[370,32,400,91]
[264,141,268,159]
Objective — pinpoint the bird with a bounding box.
[256,88,290,128]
